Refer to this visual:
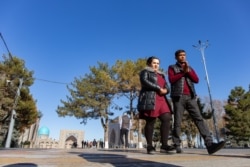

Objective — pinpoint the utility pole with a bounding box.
[5,78,23,148]
[1,33,23,148]
[192,40,220,143]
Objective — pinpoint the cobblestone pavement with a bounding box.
[0,148,249,167]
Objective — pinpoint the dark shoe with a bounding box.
[147,146,156,154]
[176,146,183,153]
[160,145,175,153]
[207,141,225,155]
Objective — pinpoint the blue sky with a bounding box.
[1,0,249,141]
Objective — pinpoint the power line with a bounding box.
[0,33,12,60]
[34,78,69,85]
[1,33,69,86]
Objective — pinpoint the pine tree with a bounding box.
[224,86,250,146]
[0,55,38,146]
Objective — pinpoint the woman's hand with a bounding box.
[159,88,167,95]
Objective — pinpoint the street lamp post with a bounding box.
[193,40,220,143]
[5,78,23,148]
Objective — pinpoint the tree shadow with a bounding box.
[180,148,250,159]
[98,148,176,155]
[78,151,182,167]
[2,163,37,167]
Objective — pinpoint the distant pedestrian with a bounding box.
[99,140,104,148]
[93,139,97,148]
[119,113,132,149]
[81,140,84,148]
[73,141,77,148]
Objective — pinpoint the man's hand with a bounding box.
[183,61,190,73]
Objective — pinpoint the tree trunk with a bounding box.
[104,121,109,149]
[138,119,143,148]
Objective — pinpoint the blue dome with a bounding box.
[38,126,50,136]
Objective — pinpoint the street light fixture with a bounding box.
[193,40,220,143]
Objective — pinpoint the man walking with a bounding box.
[168,49,225,154]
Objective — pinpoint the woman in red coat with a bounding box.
[137,56,174,154]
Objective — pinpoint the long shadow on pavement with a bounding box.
[76,149,181,167]
[182,148,250,159]
[2,163,37,167]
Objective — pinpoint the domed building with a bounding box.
[17,116,84,149]
[35,127,84,149]
[38,126,50,139]
[19,123,84,149]
[34,126,58,148]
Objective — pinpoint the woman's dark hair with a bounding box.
[175,49,185,57]
[146,56,159,66]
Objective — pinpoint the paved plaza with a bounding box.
[0,147,249,167]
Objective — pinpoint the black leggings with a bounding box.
[144,112,172,147]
